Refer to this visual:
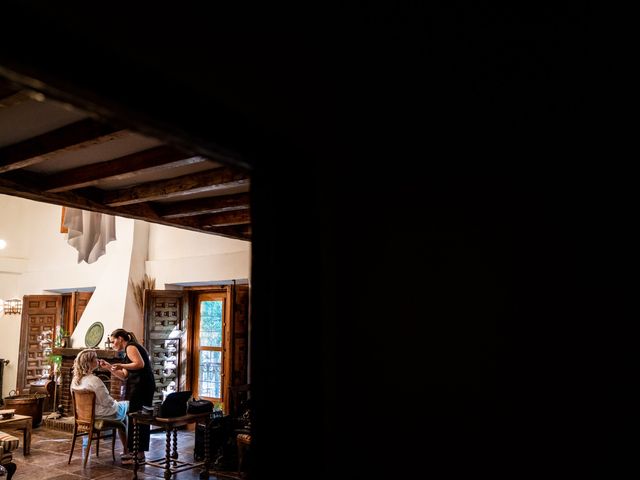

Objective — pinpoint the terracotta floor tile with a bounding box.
[10,425,243,479]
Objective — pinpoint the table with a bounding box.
[130,412,214,480]
[0,414,32,455]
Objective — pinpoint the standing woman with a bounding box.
[108,329,155,464]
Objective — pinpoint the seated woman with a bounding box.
[71,349,130,458]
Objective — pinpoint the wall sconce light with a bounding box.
[3,298,22,315]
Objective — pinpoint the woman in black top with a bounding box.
[107,328,155,463]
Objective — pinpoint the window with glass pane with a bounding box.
[196,298,224,401]
[199,300,223,347]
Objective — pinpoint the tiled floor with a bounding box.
[6,424,242,479]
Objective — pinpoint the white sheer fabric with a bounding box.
[63,208,116,264]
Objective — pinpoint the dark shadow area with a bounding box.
[1,4,632,479]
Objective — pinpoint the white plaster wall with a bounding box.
[69,217,135,349]
[0,312,21,398]
[0,273,22,300]
[146,252,250,287]
[123,221,149,341]
[148,223,249,258]
[0,194,31,261]
[1,195,41,398]
[146,223,250,286]
[0,195,32,301]
[18,201,114,294]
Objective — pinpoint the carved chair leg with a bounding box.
[3,462,16,480]
[111,428,116,462]
[84,428,93,468]
[68,425,78,464]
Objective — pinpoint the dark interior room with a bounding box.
[1,4,631,479]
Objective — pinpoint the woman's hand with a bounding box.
[107,363,123,374]
[108,364,129,380]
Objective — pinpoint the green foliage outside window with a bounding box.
[200,300,223,347]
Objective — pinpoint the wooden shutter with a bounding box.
[143,290,188,403]
[73,292,92,330]
[63,291,93,335]
[230,284,250,387]
[16,295,62,392]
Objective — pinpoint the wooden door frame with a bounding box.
[61,291,93,336]
[189,286,232,410]
[143,289,188,401]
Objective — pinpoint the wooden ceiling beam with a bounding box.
[0,175,250,241]
[102,167,250,207]
[116,203,251,240]
[200,210,251,227]
[0,90,33,108]
[0,79,21,101]
[0,118,122,174]
[177,209,251,229]
[173,221,252,240]
[156,192,250,218]
[44,145,208,192]
[0,169,46,190]
[205,224,251,240]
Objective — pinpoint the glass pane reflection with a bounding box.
[199,300,223,347]
[198,350,222,398]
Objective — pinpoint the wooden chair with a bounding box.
[228,384,251,419]
[236,432,251,476]
[0,431,19,480]
[68,389,126,467]
[228,384,251,476]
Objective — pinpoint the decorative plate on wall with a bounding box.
[85,322,104,348]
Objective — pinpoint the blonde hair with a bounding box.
[72,349,97,387]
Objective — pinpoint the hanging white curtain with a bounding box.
[63,208,117,264]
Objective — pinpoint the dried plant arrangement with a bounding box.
[130,274,156,314]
